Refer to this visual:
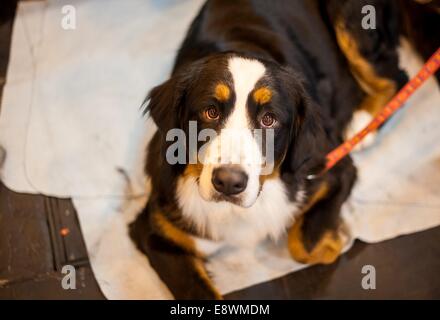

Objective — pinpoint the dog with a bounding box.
[130,0,439,299]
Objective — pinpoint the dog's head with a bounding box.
[146,54,327,208]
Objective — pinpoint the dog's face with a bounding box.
[147,54,323,208]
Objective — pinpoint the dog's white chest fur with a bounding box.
[176,176,303,250]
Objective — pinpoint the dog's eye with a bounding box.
[204,106,220,121]
[261,112,277,128]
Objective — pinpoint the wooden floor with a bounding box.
[1,4,439,300]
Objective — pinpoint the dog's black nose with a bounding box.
[212,166,248,196]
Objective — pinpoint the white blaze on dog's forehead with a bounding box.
[197,57,268,208]
[224,57,267,206]
[226,57,266,129]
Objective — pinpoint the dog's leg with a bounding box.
[334,21,403,150]
[336,21,398,116]
[288,162,356,265]
[130,207,222,300]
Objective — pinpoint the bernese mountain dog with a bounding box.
[130,0,439,299]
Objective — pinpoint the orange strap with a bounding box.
[324,47,440,172]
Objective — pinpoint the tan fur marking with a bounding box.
[288,216,343,265]
[153,211,202,257]
[253,87,272,105]
[335,21,397,116]
[259,167,280,185]
[192,258,223,299]
[214,83,230,102]
[153,212,222,298]
[184,163,204,178]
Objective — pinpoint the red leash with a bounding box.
[323,47,440,173]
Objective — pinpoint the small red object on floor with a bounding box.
[60,227,70,236]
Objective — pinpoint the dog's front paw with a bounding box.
[344,110,377,151]
[288,217,343,265]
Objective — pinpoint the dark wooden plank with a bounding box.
[0,181,105,299]
[56,199,90,264]
[0,266,104,300]
[0,182,54,282]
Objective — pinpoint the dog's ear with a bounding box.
[281,68,330,178]
[291,92,328,177]
[144,78,180,133]
[144,63,200,133]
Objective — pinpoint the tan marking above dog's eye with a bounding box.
[214,83,230,102]
[253,87,272,105]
